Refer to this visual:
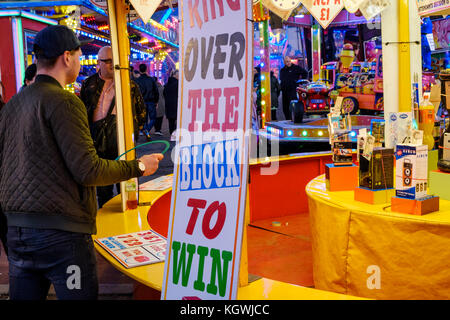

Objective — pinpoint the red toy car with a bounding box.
[291,80,332,123]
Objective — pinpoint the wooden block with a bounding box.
[429,170,450,201]
[354,187,395,205]
[325,163,358,191]
[391,196,440,215]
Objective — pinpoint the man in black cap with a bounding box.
[0,25,163,300]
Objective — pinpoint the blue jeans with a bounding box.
[143,102,157,133]
[7,227,98,300]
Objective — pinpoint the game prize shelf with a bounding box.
[93,154,365,300]
[306,174,450,300]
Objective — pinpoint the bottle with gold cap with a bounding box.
[418,97,435,150]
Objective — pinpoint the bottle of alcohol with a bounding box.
[418,97,435,150]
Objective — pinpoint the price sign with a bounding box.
[303,0,345,29]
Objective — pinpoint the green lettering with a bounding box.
[206,248,232,297]
[171,241,196,287]
[193,246,209,292]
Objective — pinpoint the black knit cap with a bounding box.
[33,25,92,59]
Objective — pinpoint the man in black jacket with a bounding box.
[280,56,308,120]
[135,63,159,140]
[80,46,147,208]
[0,25,163,300]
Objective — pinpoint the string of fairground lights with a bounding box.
[115,140,170,160]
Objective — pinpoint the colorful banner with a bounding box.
[161,0,253,300]
[416,0,450,16]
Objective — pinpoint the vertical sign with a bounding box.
[162,0,253,300]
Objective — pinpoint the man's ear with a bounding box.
[62,51,71,67]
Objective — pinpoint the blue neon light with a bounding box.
[0,1,178,49]
[128,22,179,49]
[160,8,172,23]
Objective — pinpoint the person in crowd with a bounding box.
[153,76,165,136]
[0,25,163,300]
[132,68,141,80]
[135,63,159,140]
[280,56,308,120]
[80,46,147,208]
[20,64,37,91]
[164,69,179,140]
[270,70,281,121]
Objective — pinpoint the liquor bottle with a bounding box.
[418,97,435,150]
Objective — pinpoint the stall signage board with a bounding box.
[303,0,345,29]
[416,0,450,16]
[161,0,252,300]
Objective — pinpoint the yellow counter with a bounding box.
[306,175,450,299]
[93,179,363,300]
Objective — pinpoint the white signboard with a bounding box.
[161,0,252,300]
[303,0,345,29]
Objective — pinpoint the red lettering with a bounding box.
[320,8,330,20]
[334,0,341,3]
[186,198,207,235]
[222,87,239,131]
[226,0,240,10]
[188,0,203,29]
[185,198,227,239]
[202,88,222,131]
[202,0,209,22]
[210,0,224,19]
[188,89,202,131]
[202,201,226,239]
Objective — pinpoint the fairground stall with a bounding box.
[2,0,449,301]
[88,0,450,300]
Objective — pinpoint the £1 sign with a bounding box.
[304,0,345,29]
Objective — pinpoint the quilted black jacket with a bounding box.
[0,75,142,234]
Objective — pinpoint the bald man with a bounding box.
[80,46,147,208]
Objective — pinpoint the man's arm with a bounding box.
[48,95,142,186]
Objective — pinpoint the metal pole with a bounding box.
[107,0,137,211]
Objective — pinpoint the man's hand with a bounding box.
[138,153,164,176]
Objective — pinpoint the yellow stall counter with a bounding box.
[306,175,450,300]
[93,176,364,300]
